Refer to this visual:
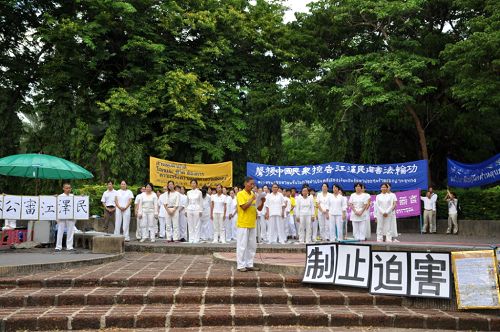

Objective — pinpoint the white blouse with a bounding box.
[375,193,396,217]
[317,192,332,212]
[211,193,227,214]
[296,195,315,216]
[329,193,347,216]
[266,192,285,216]
[186,188,203,212]
[349,193,371,222]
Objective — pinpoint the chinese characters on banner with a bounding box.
[247,159,428,191]
[39,196,57,220]
[345,189,421,221]
[0,194,89,220]
[303,244,452,299]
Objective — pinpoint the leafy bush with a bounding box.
[73,184,142,217]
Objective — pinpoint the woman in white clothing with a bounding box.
[211,184,227,243]
[137,183,159,242]
[114,180,134,241]
[186,180,203,243]
[200,186,212,242]
[329,184,347,241]
[160,181,180,242]
[227,189,238,241]
[362,184,372,240]
[375,183,396,242]
[256,188,267,243]
[317,183,332,241]
[265,183,286,244]
[339,188,348,239]
[177,186,188,241]
[295,187,315,244]
[349,183,371,241]
[387,183,399,241]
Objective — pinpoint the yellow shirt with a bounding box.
[313,197,319,218]
[237,189,257,228]
[289,196,296,215]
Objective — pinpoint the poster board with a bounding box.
[451,250,500,309]
[73,195,90,220]
[21,196,39,220]
[39,196,57,220]
[2,195,22,220]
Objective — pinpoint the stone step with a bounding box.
[0,304,498,331]
[0,286,403,307]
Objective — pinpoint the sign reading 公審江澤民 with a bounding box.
[247,159,428,191]
[0,194,89,220]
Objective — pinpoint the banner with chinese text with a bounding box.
[247,160,428,191]
[447,153,500,188]
[150,156,233,188]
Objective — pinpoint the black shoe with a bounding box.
[246,267,261,271]
[180,238,186,242]
[237,268,248,272]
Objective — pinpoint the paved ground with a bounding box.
[0,248,113,267]
[0,253,498,331]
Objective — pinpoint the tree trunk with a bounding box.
[394,78,432,185]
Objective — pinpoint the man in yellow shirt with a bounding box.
[236,176,265,272]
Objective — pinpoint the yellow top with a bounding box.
[289,196,296,215]
[313,196,319,218]
[237,189,257,228]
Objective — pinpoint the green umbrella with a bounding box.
[0,153,93,180]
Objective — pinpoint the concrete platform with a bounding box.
[0,248,123,276]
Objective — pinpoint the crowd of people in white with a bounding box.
[100,180,461,245]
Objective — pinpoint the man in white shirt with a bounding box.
[56,183,75,251]
[114,180,134,241]
[428,187,438,233]
[101,181,117,233]
[420,189,435,233]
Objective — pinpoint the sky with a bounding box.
[283,0,316,23]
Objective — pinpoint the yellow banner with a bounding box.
[149,156,233,188]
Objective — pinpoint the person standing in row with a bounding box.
[330,184,347,241]
[114,180,134,241]
[177,186,188,241]
[228,189,238,241]
[162,181,181,242]
[158,184,169,239]
[186,180,203,243]
[349,183,371,241]
[222,187,233,242]
[421,189,434,233]
[236,176,265,272]
[445,189,459,234]
[256,187,267,243]
[295,187,315,244]
[137,183,158,242]
[387,183,399,241]
[339,188,348,239]
[362,184,372,240]
[289,187,297,239]
[56,183,75,251]
[375,183,397,242]
[265,183,287,244]
[101,180,117,233]
[200,186,212,242]
[317,183,332,241]
[310,189,319,241]
[429,187,438,234]
[134,185,145,240]
[211,184,227,244]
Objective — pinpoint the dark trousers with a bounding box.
[104,207,115,233]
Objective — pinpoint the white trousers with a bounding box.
[258,215,267,242]
[224,217,233,242]
[165,211,180,241]
[187,210,201,243]
[267,215,286,244]
[365,216,372,240]
[159,216,166,238]
[56,219,75,250]
[312,219,318,241]
[179,209,187,239]
[352,219,366,241]
[140,212,156,240]
[330,215,343,241]
[115,208,131,240]
[213,213,226,243]
[200,214,212,241]
[288,215,296,237]
[376,214,393,241]
[297,215,313,243]
[391,215,398,238]
[236,227,257,269]
[318,212,329,240]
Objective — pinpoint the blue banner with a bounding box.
[247,160,428,191]
[447,154,500,188]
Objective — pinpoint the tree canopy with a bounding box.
[0,0,498,191]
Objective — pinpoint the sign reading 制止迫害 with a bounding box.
[149,157,233,188]
[247,160,428,191]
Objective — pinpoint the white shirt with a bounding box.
[158,191,180,217]
[375,192,396,216]
[116,189,134,210]
[179,194,187,209]
[296,195,315,216]
[284,196,291,214]
[266,192,285,216]
[329,193,347,215]
[186,189,203,212]
[229,197,238,218]
[430,193,438,210]
[101,189,117,207]
[134,193,142,205]
[421,196,434,210]
[211,193,227,214]
[349,193,371,222]
[202,195,211,217]
[138,193,158,214]
[448,198,458,214]
[317,192,332,212]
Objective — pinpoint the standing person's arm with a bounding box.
[281,197,286,218]
[239,193,256,211]
[115,196,121,211]
[101,192,108,211]
[210,199,214,220]
[310,198,315,218]
[223,202,227,220]
[137,196,143,219]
